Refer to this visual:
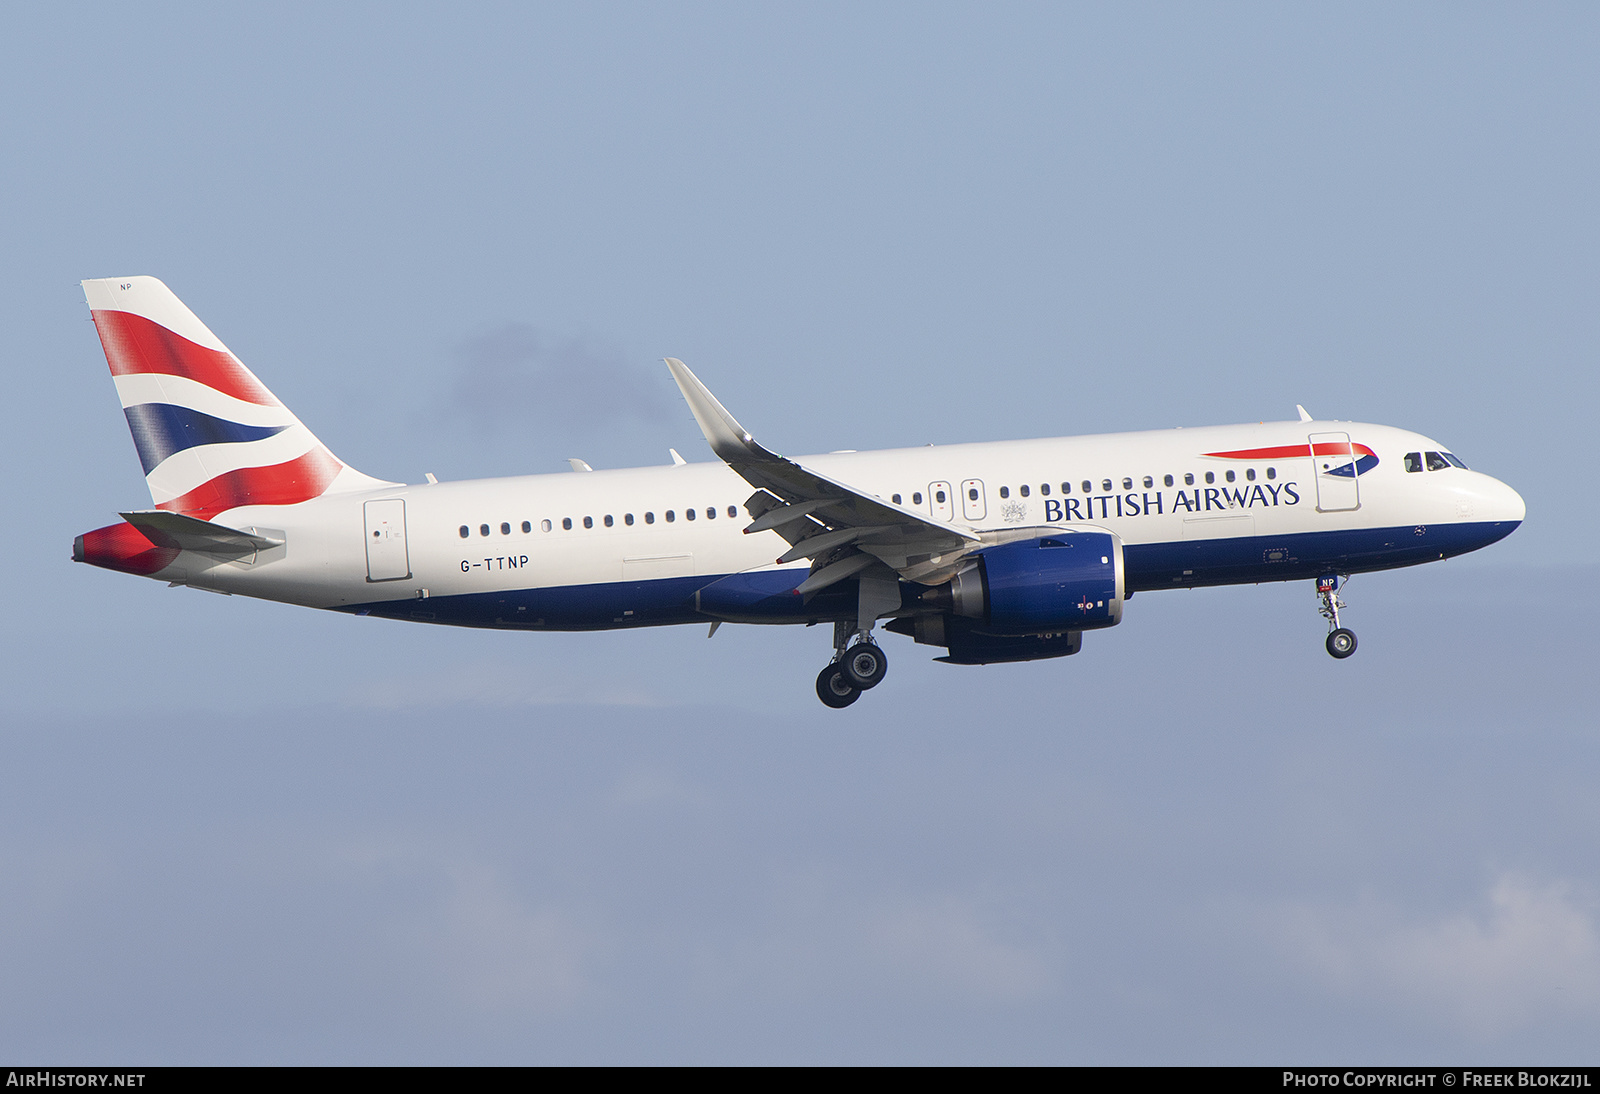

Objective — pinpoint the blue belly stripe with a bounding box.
[339,521,1521,630]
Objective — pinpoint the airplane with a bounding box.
[73,277,1525,708]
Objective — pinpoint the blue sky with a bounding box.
[2,3,1596,1063]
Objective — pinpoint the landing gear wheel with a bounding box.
[841,642,888,690]
[1326,628,1357,659]
[816,663,860,708]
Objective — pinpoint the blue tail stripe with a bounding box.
[123,403,290,474]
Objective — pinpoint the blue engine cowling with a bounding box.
[948,532,1124,636]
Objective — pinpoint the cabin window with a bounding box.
[912,492,923,505]
[892,493,902,505]
[1142,476,1153,489]
[1204,472,1214,484]
[541,519,552,532]
[1083,481,1092,494]
[1120,477,1131,491]
[583,516,593,529]
[935,490,946,504]
[645,512,655,524]
[459,525,469,538]
[1426,451,1450,472]
[686,508,696,520]
[1163,475,1174,487]
[1266,467,1276,480]
[501,522,511,535]
[1225,470,1235,482]
[1185,473,1195,485]
[521,521,531,533]
[704,507,714,519]
[998,486,1009,499]
[1246,468,1256,481]
[1020,485,1030,498]
[666,510,676,522]
[1061,482,1071,494]
[728,505,738,517]
[562,518,572,530]
[480,524,490,537]
[625,513,634,526]
[1040,484,1050,496]
[604,514,614,527]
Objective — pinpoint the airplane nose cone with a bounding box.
[1489,475,1525,524]
[1472,472,1525,526]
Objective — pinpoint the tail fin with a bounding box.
[82,276,391,520]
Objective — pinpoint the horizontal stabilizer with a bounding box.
[119,509,282,558]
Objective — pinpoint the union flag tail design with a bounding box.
[82,277,389,520]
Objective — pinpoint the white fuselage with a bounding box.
[150,419,1524,629]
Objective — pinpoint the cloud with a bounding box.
[604,767,712,812]
[443,324,671,438]
[343,658,668,710]
[860,893,1057,1002]
[332,840,601,1017]
[423,863,597,1013]
[706,870,1059,1005]
[1266,874,1600,1035]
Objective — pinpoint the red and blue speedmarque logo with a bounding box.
[1204,443,1379,477]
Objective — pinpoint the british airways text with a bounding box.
[1043,482,1301,522]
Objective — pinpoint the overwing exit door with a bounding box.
[929,481,954,522]
[1309,432,1361,512]
[364,498,411,581]
[960,479,986,521]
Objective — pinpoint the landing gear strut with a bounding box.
[815,569,899,708]
[1318,574,1357,659]
[816,618,890,708]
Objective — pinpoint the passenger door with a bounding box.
[364,499,411,581]
[1309,432,1361,512]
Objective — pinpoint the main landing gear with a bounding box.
[814,565,901,708]
[815,619,890,709]
[1317,574,1358,659]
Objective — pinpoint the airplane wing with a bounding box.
[666,358,980,590]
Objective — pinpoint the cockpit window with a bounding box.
[1442,452,1468,469]
[1426,451,1450,471]
[1404,452,1423,473]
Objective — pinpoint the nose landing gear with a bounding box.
[1318,574,1357,659]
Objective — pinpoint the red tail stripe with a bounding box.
[76,522,180,577]
[156,448,343,520]
[1203,443,1375,460]
[90,310,282,408]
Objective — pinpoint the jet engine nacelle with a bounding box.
[942,531,1125,636]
